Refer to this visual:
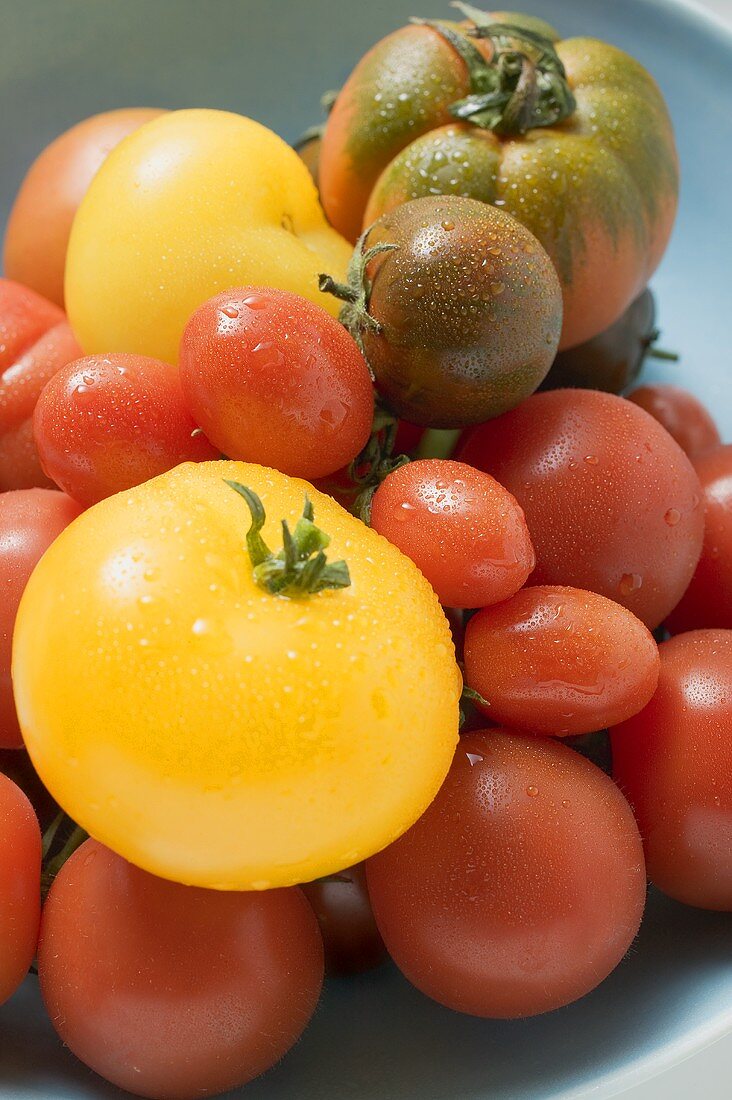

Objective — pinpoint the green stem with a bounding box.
[648,346,680,362]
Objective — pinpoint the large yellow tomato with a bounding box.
[13,462,460,890]
[65,110,353,363]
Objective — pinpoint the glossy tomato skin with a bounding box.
[179,288,373,480]
[370,459,535,608]
[459,389,704,628]
[302,863,386,975]
[39,840,324,1100]
[0,489,83,749]
[0,278,81,491]
[359,196,562,428]
[464,586,659,736]
[627,384,721,460]
[666,446,732,631]
[3,109,165,308]
[367,729,646,1017]
[0,772,41,1006]
[611,630,732,910]
[33,353,218,506]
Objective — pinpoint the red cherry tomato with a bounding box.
[627,384,721,460]
[1,489,83,749]
[38,840,324,1100]
[393,419,425,456]
[0,772,41,1006]
[611,630,732,910]
[33,353,218,506]
[464,586,660,736]
[0,278,81,491]
[370,459,535,609]
[367,729,646,1018]
[302,863,386,975]
[459,389,704,628]
[666,445,732,632]
[179,288,374,480]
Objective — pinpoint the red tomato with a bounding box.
[0,772,41,1006]
[370,460,535,609]
[179,288,374,480]
[1,489,83,749]
[39,840,324,1100]
[627,384,721,460]
[459,389,704,628]
[33,353,218,506]
[666,445,732,632]
[464,586,660,736]
[611,630,732,910]
[3,108,165,308]
[367,729,646,1018]
[302,863,386,975]
[0,278,81,491]
[393,419,425,456]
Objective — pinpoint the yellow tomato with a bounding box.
[13,462,460,890]
[64,110,353,363]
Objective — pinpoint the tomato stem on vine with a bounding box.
[225,481,351,597]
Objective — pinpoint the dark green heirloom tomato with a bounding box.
[320,194,562,428]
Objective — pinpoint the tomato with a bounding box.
[321,10,678,349]
[3,108,165,309]
[627,384,721,460]
[179,288,373,480]
[369,459,534,608]
[65,109,353,364]
[294,130,322,186]
[459,389,704,628]
[541,289,657,394]
[0,489,83,749]
[39,839,323,1100]
[0,278,81,491]
[0,772,41,1006]
[322,195,561,427]
[302,863,386,975]
[13,462,460,890]
[33,353,218,507]
[611,630,732,911]
[367,729,646,1017]
[464,586,659,736]
[666,446,732,632]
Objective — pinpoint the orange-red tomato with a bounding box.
[611,630,732,911]
[367,729,646,1018]
[39,840,324,1100]
[302,863,386,975]
[666,445,732,632]
[627,384,721,460]
[464,586,659,736]
[370,459,535,608]
[33,353,218,506]
[459,390,704,628]
[3,108,165,308]
[0,772,41,1006]
[0,278,81,491]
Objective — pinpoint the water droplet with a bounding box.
[441,220,455,231]
[490,281,505,296]
[243,295,267,310]
[192,618,208,635]
[526,785,539,797]
[619,572,643,596]
[664,508,681,526]
[466,752,484,767]
[221,305,239,319]
[584,454,599,465]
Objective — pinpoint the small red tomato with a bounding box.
[0,278,82,491]
[464,586,660,736]
[0,772,41,1006]
[611,630,732,910]
[370,459,534,609]
[179,287,374,481]
[666,445,732,631]
[302,863,386,975]
[367,729,646,1018]
[459,389,704,628]
[39,840,324,1100]
[1,489,83,749]
[33,353,218,506]
[628,384,721,460]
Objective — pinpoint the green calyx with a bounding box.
[412,2,576,136]
[226,480,351,597]
[319,228,398,357]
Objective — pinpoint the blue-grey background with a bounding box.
[0,2,731,1098]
